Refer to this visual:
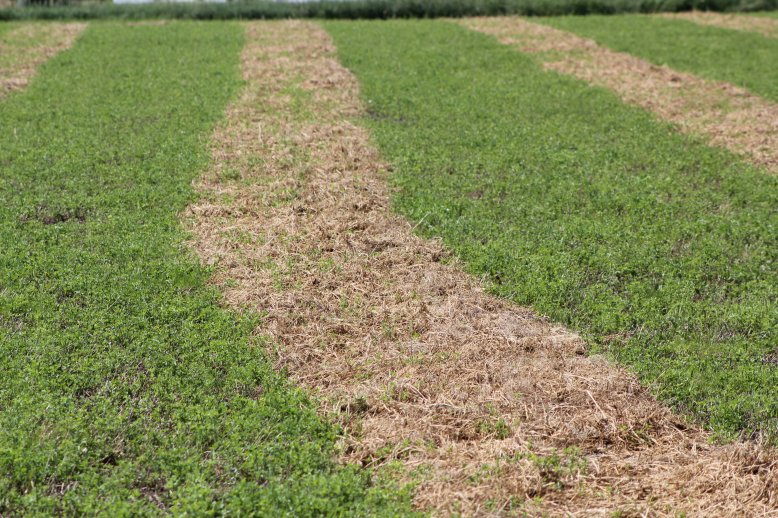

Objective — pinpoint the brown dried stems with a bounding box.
[185,20,778,516]
[460,16,778,174]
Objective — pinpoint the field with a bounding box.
[0,12,776,516]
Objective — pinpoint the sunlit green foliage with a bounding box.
[0,21,413,515]
[326,19,778,442]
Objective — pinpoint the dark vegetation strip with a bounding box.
[0,21,411,515]
[541,14,778,102]
[324,20,778,441]
[1,0,776,22]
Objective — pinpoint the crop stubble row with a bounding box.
[185,20,778,515]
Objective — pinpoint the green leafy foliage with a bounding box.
[0,22,413,515]
[325,19,778,442]
[541,14,778,102]
[0,0,776,22]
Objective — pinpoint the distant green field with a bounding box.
[325,19,778,442]
[0,22,411,515]
[540,15,778,102]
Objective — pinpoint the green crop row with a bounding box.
[324,19,778,442]
[541,14,778,103]
[0,22,411,515]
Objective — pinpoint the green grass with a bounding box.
[0,21,412,515]
[0,20,17,37]
[540,14,778,102]
[325,19,778,441]
[0,22,67,71]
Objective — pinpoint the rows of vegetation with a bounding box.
[541,14,778,102]
[1,0,776,22]
[0,21,411,514]
[325,19,777,442]
[0,21,70,76]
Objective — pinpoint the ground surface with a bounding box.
[0,15,776,516]
[0,21,83,96]
[0,21,411,515]
[460,16,778,172]
[329,19,777,441]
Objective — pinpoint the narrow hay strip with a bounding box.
[0,22,86,98]
[658,11,778,39]
[186,20,778,516]
[460,17,778,174]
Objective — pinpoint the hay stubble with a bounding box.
[658,11,778,39]
[186,20,778,516]
[0,22,86,97]
[461,16,778,174]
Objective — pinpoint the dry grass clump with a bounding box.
[126,20,171,27]
[0,22,86,97]
[658,11,778,38]
[185,20,778,515]
[460,17,778,174]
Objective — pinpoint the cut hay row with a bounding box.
[459,16,778,174]
[0,22,85,97]
[658,11,778,38]
[186,20,778,515]
[0,21,411,514]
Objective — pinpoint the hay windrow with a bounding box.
[0,22,86,97]
[658,11,778,39]
[185,20,778,515]
[460,16,778,174]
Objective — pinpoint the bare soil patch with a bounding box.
[460,16,778,174]
[659,11,778,38]
[0,22,86,98]
[186,20,778,515]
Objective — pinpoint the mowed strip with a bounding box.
[0,21,410,515]
[187,20,778,515]
[460,16,778,173]
[543,14,778,103]
[658,11,778,38]
[0,22,85,97]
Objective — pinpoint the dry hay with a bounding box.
[126,20,171,27]
[185,20,778,516]
[459,17,778,174]
[0,22,86,97]
[658,11,778,39]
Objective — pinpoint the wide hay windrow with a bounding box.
[0,22,85,97]
[186,20,778,515]
[658,11,778,39]
[460,17,778,174]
